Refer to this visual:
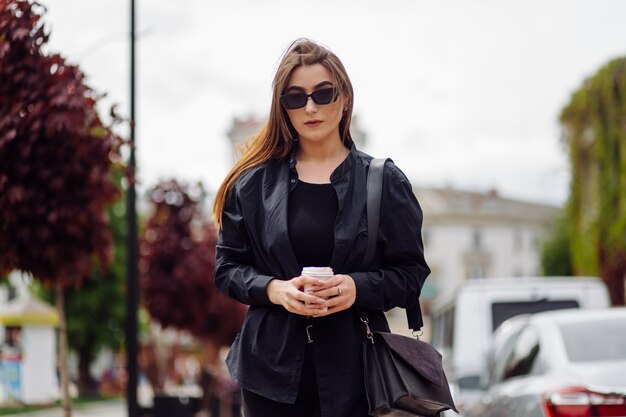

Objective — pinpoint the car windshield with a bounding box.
[491,300,579,331]
[559,318,626,362]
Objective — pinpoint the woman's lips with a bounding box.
[304,120,322,127]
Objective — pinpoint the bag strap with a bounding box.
[362,158,424,333]
[362,158,387,270]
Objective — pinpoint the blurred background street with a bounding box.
[0,399,124,417]
[2,1,626,417]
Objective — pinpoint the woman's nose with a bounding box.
[304,97,317,113]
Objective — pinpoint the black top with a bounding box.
[215,144,430,417]
[288,181,338,269]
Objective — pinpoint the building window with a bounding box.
[468,263,486,279]
[531,234,541,253]
[514,228,523,251]
[473,228,482,249]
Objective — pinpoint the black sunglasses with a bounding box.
[280,88,339,110]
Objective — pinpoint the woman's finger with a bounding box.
[311,275,356,317]
[310,285,341,299]
[294,275,329,287]
[287,298,327,316]
[284,285,327,316]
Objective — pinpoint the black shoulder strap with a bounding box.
[362,158,387,270]
[362,157,423,332]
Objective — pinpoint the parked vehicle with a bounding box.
[482,314,533,387]
[465,307,626,417]
[430,277,610,414]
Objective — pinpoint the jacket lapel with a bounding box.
[330,149,367,270]
[263,160,300,277]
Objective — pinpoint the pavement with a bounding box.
[1,399,126,417]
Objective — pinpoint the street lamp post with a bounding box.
[126,0,139,416]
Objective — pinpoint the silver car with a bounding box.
[465,308,626,417]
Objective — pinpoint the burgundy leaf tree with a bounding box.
[140,180,246,391]
[0,1,123,414]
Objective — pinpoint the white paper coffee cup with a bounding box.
[302,266,333,313]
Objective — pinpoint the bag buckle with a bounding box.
[360,317,374,344]
[412,329,423,340]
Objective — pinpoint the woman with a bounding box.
[213,39,429,417]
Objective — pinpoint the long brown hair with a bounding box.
[213,38,355,227]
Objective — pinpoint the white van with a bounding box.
[430,276,610,412]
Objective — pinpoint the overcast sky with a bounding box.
[42,0,626,207]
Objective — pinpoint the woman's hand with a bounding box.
[267,276,328,316]
[309,274,356,317]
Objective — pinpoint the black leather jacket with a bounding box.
[215,144,430,417]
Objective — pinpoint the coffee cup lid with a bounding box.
[302,266,333,276]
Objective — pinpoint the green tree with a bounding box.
[541,214,574,276]
[560,57,626,305]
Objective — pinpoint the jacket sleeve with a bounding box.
[214,185,275,306]
[350,163,430,311]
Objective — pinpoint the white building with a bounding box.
[415,187,560,303]
[0,297,59,404]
